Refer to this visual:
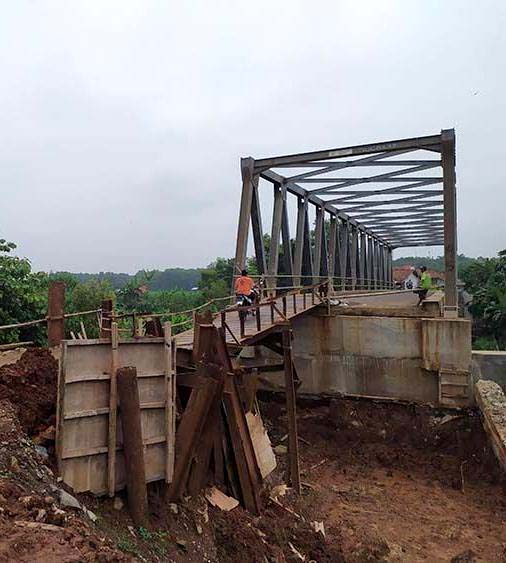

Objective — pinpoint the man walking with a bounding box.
[417,266,432,306]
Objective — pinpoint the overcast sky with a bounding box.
[1,1,505,273]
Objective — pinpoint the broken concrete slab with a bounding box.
[474,380,506,472]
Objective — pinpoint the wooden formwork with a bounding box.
[56,329,176,495]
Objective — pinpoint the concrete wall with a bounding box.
[472,351,506,392]
[258,310,472,406]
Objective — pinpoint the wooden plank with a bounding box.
[282,329,301,494]
[245,412,276,479]
[107,323,119,496]
[117,366,148,527]
[164,322,176,484]
[222,376,262,514]
[48,281,65,347]
[474,380,506,472]
[167,365,224,501]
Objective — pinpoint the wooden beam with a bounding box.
[117,366,149,527]
[164,322,176,484]
[48,281,65,347]
[282,329,300,494]
[107,323,119,496]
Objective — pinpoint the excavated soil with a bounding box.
[261,395,506,562]
[1,347,505,561]
[0,348,57,435]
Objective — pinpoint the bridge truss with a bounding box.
[233,130,457,317]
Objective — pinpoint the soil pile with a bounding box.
[0,348,57,434]
[0,399,128,562]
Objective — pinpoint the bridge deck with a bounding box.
[175,292,322,350]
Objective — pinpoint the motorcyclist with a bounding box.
[234,269,255,306]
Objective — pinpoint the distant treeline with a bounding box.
[54,268,202,291]
[55,254,484,292]
[392,254,480,276]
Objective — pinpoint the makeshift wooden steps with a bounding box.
[438,368,470,408]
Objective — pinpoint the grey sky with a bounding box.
[1,1,505,273]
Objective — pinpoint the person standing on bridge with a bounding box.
[416,266,432,306]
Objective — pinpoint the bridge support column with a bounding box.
[442,129,458,318]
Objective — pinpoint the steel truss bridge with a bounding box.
[233,130,457,317]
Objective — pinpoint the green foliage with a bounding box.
[199,257,235,299]
[461,250,506,349]
[57,268,201,291]
[0,240,48,344]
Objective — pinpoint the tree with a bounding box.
[461,250,506,349]
[0,240,48,344]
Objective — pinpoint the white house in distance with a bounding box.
[393,266,445,289]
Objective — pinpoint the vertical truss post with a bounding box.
[359,231,367,290]
[350,226,358,290]
[387,247,393,288]
[328,216,337,292]
[302,202,313,285]
[281,191,293,288]
[233,157,255,289]
[367,235,373,290]
[293,196,306,287]
[313,205,324,284]
[251,175,267,276]
[339,221,349,291]
[379,241,384,290]
[373,239,379,290]
[442,129,457,318]
[268,182,284,293]
[381,244,388,289]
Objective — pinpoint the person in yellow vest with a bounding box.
[417,266,432,305]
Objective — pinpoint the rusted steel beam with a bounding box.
[442,128,457,317]
[253,133,442,168]
[233,157,255,284]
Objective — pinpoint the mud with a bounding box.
[0,348,57,434]
[262,395,506,562]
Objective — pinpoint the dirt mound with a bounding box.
[0,399,129,562]
[0,348,57,434]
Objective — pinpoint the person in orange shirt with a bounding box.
[234,269,255,304]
